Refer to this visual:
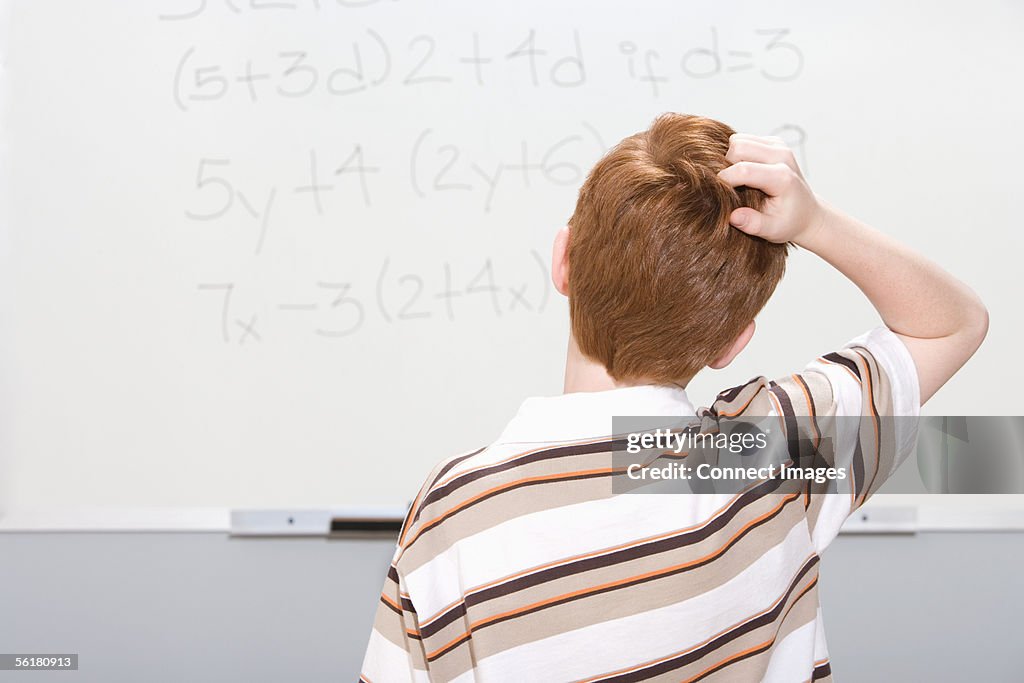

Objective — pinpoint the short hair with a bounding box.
[566,113,789,384]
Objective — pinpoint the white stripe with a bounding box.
[359,629,429,683]
[846,326,921,467]
[473,521,814,682]
[445,668,481,683]
[405,491,738,620]
[814,606,831,663]
[762,619,817,683]
[804,355,866,551]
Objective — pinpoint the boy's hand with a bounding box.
[717,133,827,247]
[718,134,988,406]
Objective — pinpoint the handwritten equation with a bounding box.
[196,252,551,344]
[169,28,803,110]
[160,4,810,346]
[159,0,406,21]
[182,122,806,256]
[181,123,608,254]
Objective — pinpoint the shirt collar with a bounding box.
[495,384,697,445]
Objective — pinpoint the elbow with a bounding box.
[964,298,990,355]
[975,304,990,347]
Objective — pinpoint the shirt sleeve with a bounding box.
[360,451,472,683]
[785,326,921,551]
[359,557,431,682]
[705,325,921,553]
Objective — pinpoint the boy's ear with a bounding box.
[709,321,756,369]
[551,226,570,296]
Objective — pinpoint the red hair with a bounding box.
[567,113,789,383]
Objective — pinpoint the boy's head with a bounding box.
[552,113,789,385]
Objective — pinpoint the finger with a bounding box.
[717,161,792,196]
[725,138,799,173]
[729,133,787,148]
[728,207,768,236]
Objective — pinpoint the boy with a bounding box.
[360,114,988,681]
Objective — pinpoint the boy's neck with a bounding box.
[563,335,692,394]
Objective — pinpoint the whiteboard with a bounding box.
[2,0,1023,526]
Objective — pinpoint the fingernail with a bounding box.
[733,215,746,227]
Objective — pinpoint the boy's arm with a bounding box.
[360,560,431,681]
[718,134,989,405]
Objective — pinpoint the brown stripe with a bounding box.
[851,427,866,504]
[424,492,804,662]
[416,473,791,639]
[812,660,832,680]
[715,383,769,418]
[452,501,809,664]
[408,438,624,541]
[769,379,802,464]
[379,593,402,616]
[851,349,882,506]
[429,447,488,489]
[405,467,619,550]
[399,447,487,546]
[822,352,860,379]
[792,373,821,446]
[584,556,820,682]
[791,373,821,509]
[685,577,820,683]
[401,444,684,574]
[716,376,762,404]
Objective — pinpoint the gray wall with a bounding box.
[2,531,1021,682]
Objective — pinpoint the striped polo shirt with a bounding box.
[361,326,920,682]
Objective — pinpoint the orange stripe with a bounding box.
[792,374,821,448]
[416,477,770,628]
[766,390,787,432]
[425,492,802,661]
[403,430,700,552]
[683,577,820,683]
[820,352,871,511]
[817,356,862,385]
[401,434,621,547]
[397,490,423,547]
[792,373,820,510]
[684,638,774,682]
[855,351,882,507]
[417,501,719,628]
[398,479,436,547]
[800,658,832,683]
[379,592,401,611]
[576,554,819,683]
[403,466,617,551]
[718,384,766,418]
[398,447,485,545]
[432,434,616,490]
